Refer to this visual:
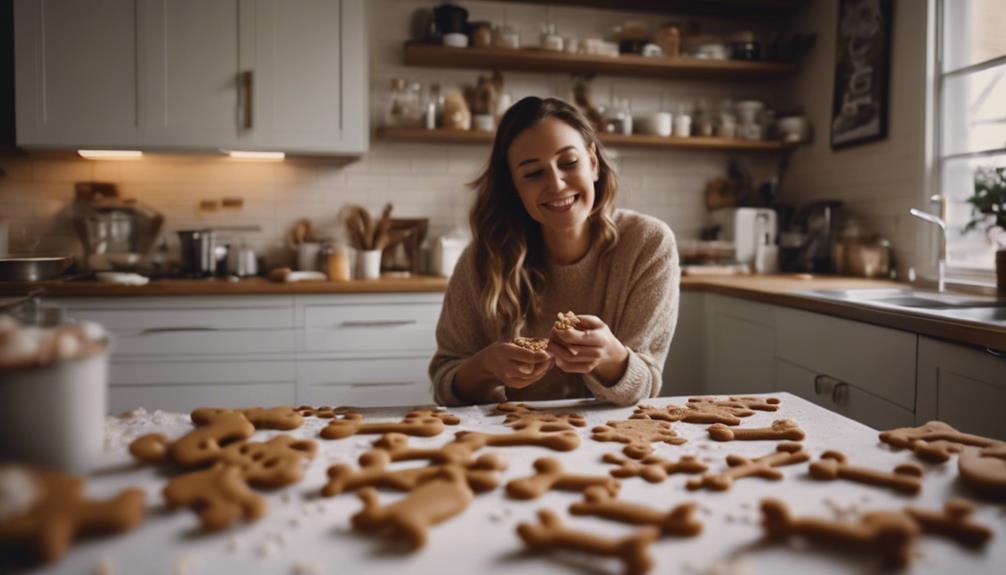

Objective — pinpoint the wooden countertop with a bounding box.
[2,272,1002,350]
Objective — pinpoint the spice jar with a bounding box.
[322,241,351,281]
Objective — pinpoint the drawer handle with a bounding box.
[987,347,1005,359]
[813,374,841,395]
[339,320,418,328]
[832,382,850,406]
[139,327,221,335]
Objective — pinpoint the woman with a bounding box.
[429,97,680,406]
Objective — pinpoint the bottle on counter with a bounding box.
[755,232,779,274]
[322,239,351,281]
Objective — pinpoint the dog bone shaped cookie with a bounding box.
[320,408,460,440]
[570,486,703,537]
[351,466,473,550]
[707,419,806,442]
[904,498,993,547]
[592,419,687,459]
[687,442,810,491]
[809,451,923,495]
[497,402,587,430]
[456,418,581,452]
[322,448,506,497]
[129,408,255,467]
[238,407,304,430]
[295,405,357,419]
[517,509,659,575]
[688,395,781,413]
[0,469,145,564]
[601,452,708,483]
[632,404,744,426]
[760,498,919,569]
[217,435,317,488]
[957,445,1006,498]
[371,432,482,465]
[163,463,265,532]
[506,457,620,500]
[878,421,1001,463]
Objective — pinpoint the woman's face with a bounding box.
[507,117,599,234]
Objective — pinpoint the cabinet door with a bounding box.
[243,0,367,154]
[704,295,777,395]
[138,0,243,149]
[663,291,705,396]
[916,337,1006,440]
[14,0,140,148]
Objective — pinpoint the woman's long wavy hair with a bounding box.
[469,97,620,339]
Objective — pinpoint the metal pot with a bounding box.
[0,256,72,282]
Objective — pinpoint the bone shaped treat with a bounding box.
[808,451,923,495]
[506,457,620,500]
[216,435,318,488]
[238,406,304,430]
[591,419,687,459]
[760,498,919,569]
[688,396,781,413]
[456,418,582,452]
[320,408,460,440]
[632,404,745,426]
[0,469,145,565]
[957,444,1006,498]
[570,486,703,537]
[687,442,810,491]
[601,453,708,483]
[294,405,357,419]
[129,408,255,467]
[351,466,474,550]
[904,498,993,547]
[517,509,660,575]
[878,421,1002,463]
[496,402,586,430]
[163,463,266,532]
[707,419,806,442]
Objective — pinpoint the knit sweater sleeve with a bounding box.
[583,221,680,406]
[428,247,506,406]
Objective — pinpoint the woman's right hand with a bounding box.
[477,341,553,389]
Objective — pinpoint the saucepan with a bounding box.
[0,255,73,282]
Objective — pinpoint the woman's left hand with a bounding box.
[548,315,629,384]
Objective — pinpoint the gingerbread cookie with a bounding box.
[506,458,620,500]
[904,499,993,547]
[687,442,809,491]
[320,408,460,440]
[163,463,265,532]
[129,408,256,467]
[570,486,703,537]
[688,395,781,413]
[512,336,549,352]
[554,310,581,331]
[351,466,473,550]
[0,469,145,564]
[496,402,587,429]
[591,420,687,459]
[632,403,745,426]
[601,453,707,483]
[760,498,919,569]
[295,405,357,419]
[957,445,1006,498]
[707,419,806,442]
[517,509,659,575]
[217,435,317,488]
[808,451,923,495]
[238,407,304,430]
[457,415,582,452]
[878,421,1002,463]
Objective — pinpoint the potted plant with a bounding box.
[964,166,1006,292]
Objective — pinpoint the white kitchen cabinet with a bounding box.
[775,357,915,430]
[14,0,368,154]
[703,293,778,395]
[916,336,1006,440]
[14,0,141,148]
[297,357,434,407]
[662,291,705,396]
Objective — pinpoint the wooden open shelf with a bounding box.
[403,42,796,81]
[379,127,796,153]
[496,0,806,21]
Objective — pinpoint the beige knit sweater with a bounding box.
[429,209,680,407]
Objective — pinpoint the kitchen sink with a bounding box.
[794,288,1006,327]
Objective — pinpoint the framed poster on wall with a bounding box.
[830,0,894,149]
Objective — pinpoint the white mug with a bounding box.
[357,249,382,280]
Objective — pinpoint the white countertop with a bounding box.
[20,393,1006,575]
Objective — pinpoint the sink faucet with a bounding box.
[909,195,947,293]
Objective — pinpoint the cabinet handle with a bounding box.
[240,70,254,129]
[813,374,841,395]
[339,320,418,328]
[832,382,850,406]
[139,327,221,335]
[987,347,1005,359]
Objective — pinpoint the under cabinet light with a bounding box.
[225,150,286,161]
[78,150,143,160]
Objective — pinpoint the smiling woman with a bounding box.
[429,97,681,407]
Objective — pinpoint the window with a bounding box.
[937,0,1006,274]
